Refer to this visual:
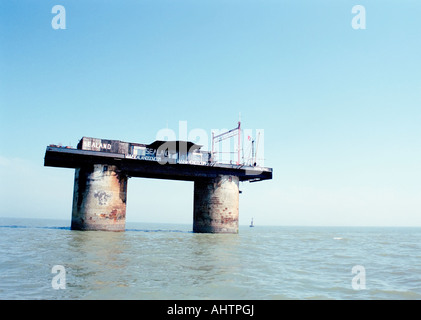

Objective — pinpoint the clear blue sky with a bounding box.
[1,0,420,226]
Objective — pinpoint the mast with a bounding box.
[254,132,260,166]
[237,118,241,165]
[251,138,255,166]
[211,131,215,162]
[211,118,242,165]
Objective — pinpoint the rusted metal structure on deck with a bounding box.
[44,134,272,233]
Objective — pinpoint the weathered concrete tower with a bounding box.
[71,164,128,231]
[193,175,239,233]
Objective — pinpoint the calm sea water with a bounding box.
[0,217,420,300]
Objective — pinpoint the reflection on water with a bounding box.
[53,227,245,299]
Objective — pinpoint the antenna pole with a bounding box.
[254,132,260,166]
[211,131,215,163]
[237,118,241,165]
[252,139,255,166]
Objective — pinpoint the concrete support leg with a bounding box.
[193,175,239,233]
[71,164,128,231]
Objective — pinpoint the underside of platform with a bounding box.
[44,146,272,182]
